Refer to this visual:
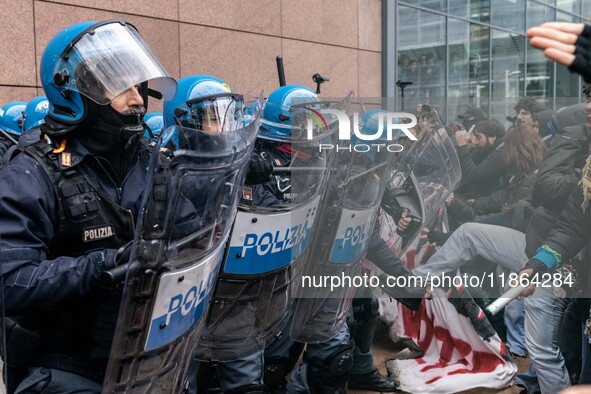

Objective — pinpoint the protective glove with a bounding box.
[245,153,274,184]
[97,242,134,287]
[381,188,404,222]
[89,249,117,273]
[114,241,133,266]
[523,258,548,274]
[570,24,591,83]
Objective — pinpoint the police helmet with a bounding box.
[0,101,26,136]
[40,20,176,127]
[163,74,244,134]
[357,109,397,141]
[143,112,164,137]
[259,84,324,142]
[23,96,49,132]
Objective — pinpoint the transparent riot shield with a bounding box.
[0,260,8,394]
[381,108,461,258]
[290,109,398,343]
[195,95,352,361]
[102,95,263,393]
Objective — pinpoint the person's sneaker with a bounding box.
[347,369,398,392]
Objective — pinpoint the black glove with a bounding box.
[87,249,116,274]
[381,188,404,222]
[427,230,451,246]
[99,242,135,287]
[523,258,549,274]
[246,153,273,184]
[569,24,591,83]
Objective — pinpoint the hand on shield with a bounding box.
[100,242,134,287]
[397,211,413,232]
[245,152,274,184]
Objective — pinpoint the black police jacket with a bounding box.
[0,135,152,380]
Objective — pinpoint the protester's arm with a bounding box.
[366,220,412,278]
[532,129,587,210]
[472,188,508,215]
[457,146,506,188]
[523,186,591,277]
[528,22,591,82]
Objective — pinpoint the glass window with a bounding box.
[492,0,526,33]
[447,18,490,121]
[491,30,526,127]
[526,44,554,110]
[556,0,579,14]
[448,0,490,23]
[396,6,446,113]
[399,0,446,12]
[557,10,578,22]
[555,54,581,109]
[583,2,591,18]
[526,1,556,29]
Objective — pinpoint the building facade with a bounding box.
[383,0,591,124]
[0,0,382,111]
[1,1,589,125]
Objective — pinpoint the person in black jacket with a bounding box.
[0,20,178,393]
[467,125,546,220]
[454,119,508,199]
[514,20,591,393]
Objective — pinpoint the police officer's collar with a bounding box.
[51,134,150,170]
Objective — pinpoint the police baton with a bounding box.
[100,261,140,288]
[0,128,18,146]
[276,56,286,87]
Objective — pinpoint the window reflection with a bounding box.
[526,1,556,29]
[448,0,490,23]
[392,1,588,124]
[400,0,446,12]
[526,45,553,109]
[491,30,525,125]
[491,0,525,32]
[397,6,446,112]
[556,0,580,14]
[447,19,490,121]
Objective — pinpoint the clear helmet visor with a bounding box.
[60,22,176,104]
[169,93,260,154]
[186,94,245,135]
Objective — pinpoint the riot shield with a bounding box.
[102,95,263,393]
[195,95,352,361]
[380,108,461,259]
[290,108,398,343]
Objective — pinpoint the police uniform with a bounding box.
[0,135,152,391]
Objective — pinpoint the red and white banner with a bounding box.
[379,290,517,393]
[375,210,517,393]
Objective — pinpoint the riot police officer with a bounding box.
[0,20,176,393]
[0,96,49,166]
[0,101,26,160]
[193,84,338,393]
[161,74,271,394]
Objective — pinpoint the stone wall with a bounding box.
[0,0,382,110]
